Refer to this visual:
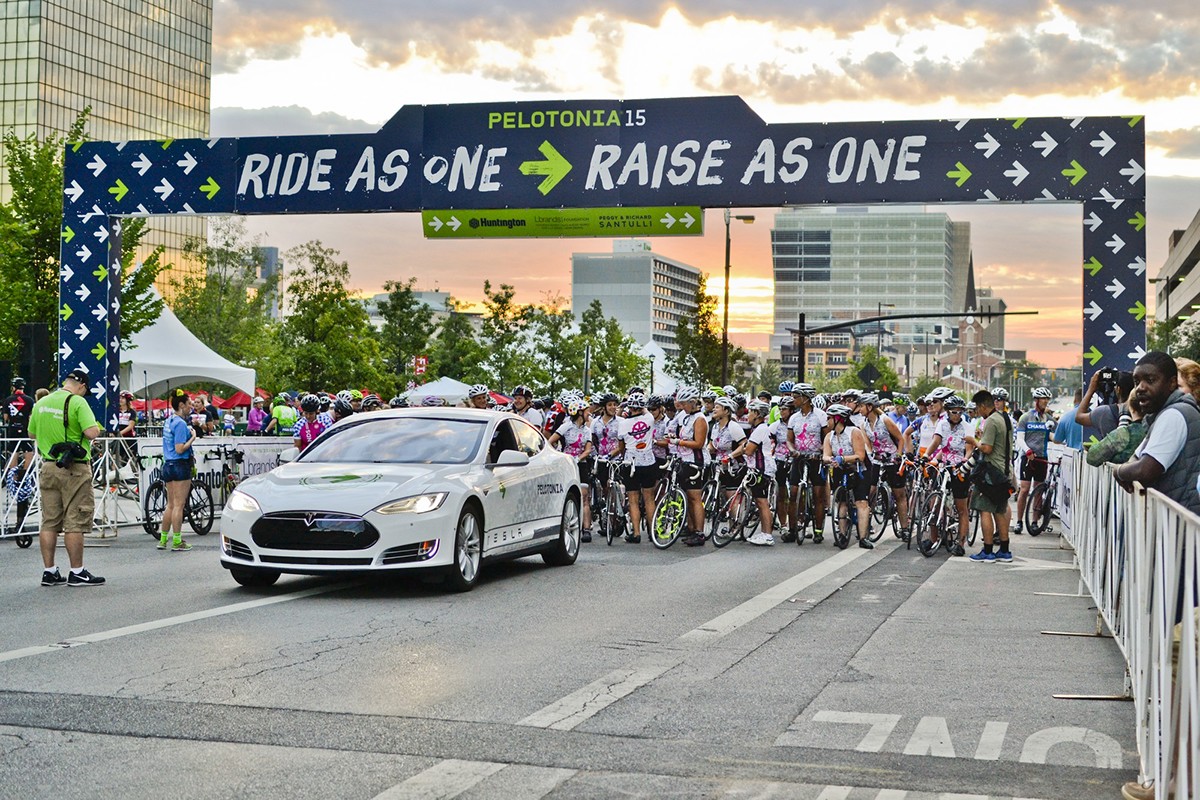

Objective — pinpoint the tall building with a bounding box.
[770,207,973,356]
[571,240,701,359]
[0,0,212,285]
[1152,208,1200,336]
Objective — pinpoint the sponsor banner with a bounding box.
[421,206,704,239]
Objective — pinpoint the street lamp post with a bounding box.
[721,208,755,386]
[649,354,655,394]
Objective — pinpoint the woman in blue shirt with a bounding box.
[160,388,197,552]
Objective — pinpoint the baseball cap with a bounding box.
[64,369,90,387]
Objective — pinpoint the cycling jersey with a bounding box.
[591,414,620,459]
[867,414,898,461]
[1017,409,1053,458]
[744,421,776,476]
[709,418,745,462]
[518,406,545,428]
[554,418,591,458]
[827,426,859,461]
[789,408,827,456]
[4,391,32,436]
[768,419,791,462]
[932,418,971,465]
[617,412,657,467]
[292,418,328,449]
[916,413,943,454]
[677,411,706,465]
[650,413,670,460]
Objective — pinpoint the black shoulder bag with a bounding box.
[972,412,1015,504]
[48,393,91,468]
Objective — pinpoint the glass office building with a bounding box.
[1,0,211,286]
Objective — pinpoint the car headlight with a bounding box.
[226,490,261,514]
[375,493,448,514]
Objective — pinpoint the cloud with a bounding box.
[211,105,378,137]
[1151,128,1200,160]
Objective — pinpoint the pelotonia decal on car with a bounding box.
[537,483,565,495]
[298,474,383,488]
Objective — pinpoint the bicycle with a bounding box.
[604,460,631,546]
[830,464,869,550]
[789,454,824,546]
[141,453,215,536]
[650,456,688,549]
[699,461,721,523]
[915,462,971,557]
[899,454,930,551]
[1023,456,1062,536]
[204,442,245,507]
[709,463,765,548]
[866,459,895,543]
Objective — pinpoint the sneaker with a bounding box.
[748,531,775,546]
[41,569,66,587]
[624,534,641,544]
[812,531,824,544]
[1121,781,1156,800]
[858,538,874,550]
[157,537,168,550]
[172,541,193,552]
[780,530,797,543]
[683,533,706,547]
[969,550,996,563]
[951,543,965,557]
[995,550,1013,562]
[581,529,592,543]
[67,569,106,587]
[1011,523,1024,535]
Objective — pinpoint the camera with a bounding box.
[48,440,90,468]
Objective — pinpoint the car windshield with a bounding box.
[299,417,487,464]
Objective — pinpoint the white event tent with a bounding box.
[408,376,472,405]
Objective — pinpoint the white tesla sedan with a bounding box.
[219,408,582,591]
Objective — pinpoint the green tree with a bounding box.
[840,346,901,391]
[377,277,434,385]
[115,218,170,347]
[908,374,941,399]
[752,358,782,396]
[579,300,649,394]
[427,297,486,384]
[1149,318,1200,362]
[278,240,386,393]
[479,281,531,391]
[668,275,750,388]
[526,292,585,395]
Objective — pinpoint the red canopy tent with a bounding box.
[490,391,512,405]
[131,398,170,411]
[216,391,253,409]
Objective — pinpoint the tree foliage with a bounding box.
[426,296,486,386]
[840,345,902,391]
[667,275,751,389]
[377,277,434,386]
[578,300,650,395]
[525,292,585,396]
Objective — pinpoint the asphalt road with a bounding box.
[0,522,1137,800]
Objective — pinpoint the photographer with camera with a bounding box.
[26,369,104,587]
[1076,367,1134,438]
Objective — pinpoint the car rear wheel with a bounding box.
[229,567,280,587]
[543,494,581,566]
[446,506,483,592]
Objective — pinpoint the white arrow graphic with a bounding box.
[980,189,1000,202]
[951,119,970,131]
[132,153,152,176]
[1032,131,1058,157]
[182,203,195,214]
[206,138,221,148]
[109,374,119,391]
[134,204,150,216]
[74,284,91,303]
[427,216,443,231]
[90,384,104,400]
[81,204,105,223]
[91,305,108,322]
[177,151,197,174]
[1106,234,1126,254]
[1095,188,1124,209]
[660,212,677,228]
[1127,345,1146,361]
[1038,188,1057,201]
[64,180,84,203]
[1004,161,1029,186]
[112,219,122,237]
[1106,323,1126,344]
[1069,117,1085,129]
[94,226,109,243]
[1127,256,1146,276]
[1090,131,1116,157]
[1105,278,1126,299]
[60,264,74,282]
[1084,212,1103,232]
[153,178,174,201]
[681,211,696,228]
[73,323,91,339]
[448,216,462,231]
[86,154,106,177]
[974,133,1000,158]
[75,244,92,262]
[115,141,128,152]
[1085,301,1104,321]
[110,337,119,353]
[58,343,72,360]
[111,295,120,314]
[1120,159,1145,184]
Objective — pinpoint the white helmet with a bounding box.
[748,400,770,416]
[675,386,700,403]
[468,383,490,398]
[715,396,738,413]
[336,390,354,403]
[1032,387,1052,399]
[793,382,817,397]
[929,387,955,401]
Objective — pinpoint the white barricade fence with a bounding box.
[1065,458,1199,797]
[136,437,293,504]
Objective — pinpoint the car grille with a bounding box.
[224,537,254,561]
[259,555,374,566]
[251,512,379,551]
[380,540,440,565]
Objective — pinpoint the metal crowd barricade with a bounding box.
[1063,456,1199,797]
[1,434,40,543]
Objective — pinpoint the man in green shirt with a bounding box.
[967,390,1014,564]
[26,369,105,587]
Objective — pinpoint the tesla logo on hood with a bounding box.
[304,513,317,528]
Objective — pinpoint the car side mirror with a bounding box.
[486,450,529,469]
[279,447,299,464]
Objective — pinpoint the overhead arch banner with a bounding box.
[60,96,1145,423]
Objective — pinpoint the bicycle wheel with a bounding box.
[592,483,608,540]
[651,487,687,549]
[732,489,754,541]
[906,491,923,551]
[1024,483,1051,536]
[710,494,737,548]
[186,482,215,535]
[701,478,719,520]
[142,481,166,535]
[967,488,981,546]
[605,481,626,545]
[795,484,812,545]
[832,487,852,550]
[868,487,890,542]
[917,494,944,557]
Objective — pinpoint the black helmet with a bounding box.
[388,396,407,408]
[333,398,354,416]
[12,377,25,389]
[512,385,534,398]
[361,393,382,410]
[299,394,321,412]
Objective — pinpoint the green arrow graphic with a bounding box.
[1123,116,1143,128]
[1085,256,1103,276]
[90,342,106,360]
[1086,435,1100,448]
[519,141,572,196]
[108,179,128,202]
[1085,346,1103,366]
[59,305,73,321]
[200,177,220,200]
[93,265,109,281]
[1062,160,1087,185]
[1127,211,1146,232]
[946,162,972,187]
[326,474,361,484]
[1129,301,1146,321]
[159,138,174,149]
[1007,117,1028,129]
[62,225,75,244]
[69,141,83,153]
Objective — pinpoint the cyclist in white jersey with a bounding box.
[768,397,795,538]
[927,394,975,556]
[669,387,709,547]
[858,393,910,540]
[590,392,621,498]
[731,400,777,545]
[614,393,658,544]
[787,383,829,543]
[549,399,594,542]
[822,403,873,549]
[708,396,746,498]
[1013,387,1055,535]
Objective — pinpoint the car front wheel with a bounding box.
[446,506,483,592]
[543,493,581,566]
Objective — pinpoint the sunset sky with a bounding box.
[208,1,1200,367]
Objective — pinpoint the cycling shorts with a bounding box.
[832,467,869,503]
[625,464,659,491]
[1019,457,1048,483]
[747,471,772,500]
[949,470,971,500]
[773,460,791,490]
[576,459,592,486]
[677,461,705,491]
[878,461,906,490]
[718,462,744,489]
[790,456,825,487]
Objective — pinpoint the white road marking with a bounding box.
[519,542,897,730]
[0,582,353,664]
[974,721,1008,761]
[372,761,573,800]
[814,789,852,800]
[1018,726,1123,769]
[904,716,955,758]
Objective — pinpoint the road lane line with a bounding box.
[519,541,897,730]
[0,582,353,664]
[373,759,504,799]
[974,720,1009,761]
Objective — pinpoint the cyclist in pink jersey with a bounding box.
[858,393,910,541]
[927,395,975,556]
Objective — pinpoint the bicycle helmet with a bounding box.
[511,385,533,398]
[1032,387,1052,399]
[722,384,737,397]
[731,393,746,409]
[11,377,25,389]
[318,395,331,410]
[842,388,861,399]
[700,388,718,402]
[966,401,977,412]
[793,382,816,397]
[892,393,908,405]
[628,385,645,396]
[906,403,919,414]
[812,394,828,410]
[119,390,135,401]
[757,390,772,401]
[333,398,354,416]
[748,400,771,416]
[646,394,665,411]
[598,391,619,406]
[626,392,647,410]
[336,390,354,404]
[929,387,955,401]
[299,394,320,413]
[778,380,794,394]
[361,394,382,410]
[422,395,443,407]
[944,395,966,410]
[714,396,738,414]
[388,396,406,408]
[826,403,853,421]
[778,396,795,409]
[349,389,364,401]
[565,399,586,417]
[675,386,700,403]
[467,383,490,399]
[858,393,879,407]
